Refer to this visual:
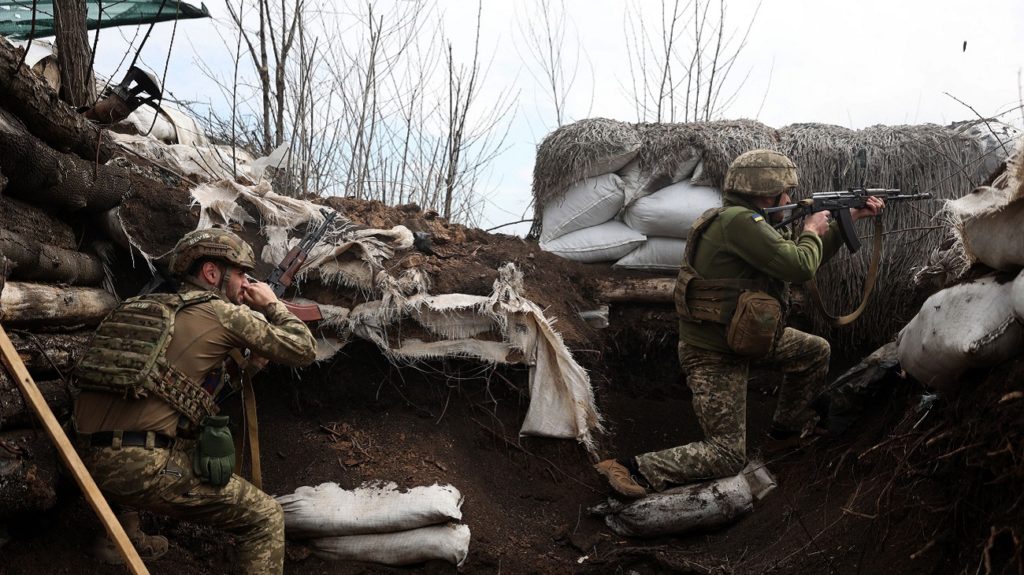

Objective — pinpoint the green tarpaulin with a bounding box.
[0,1,210,39]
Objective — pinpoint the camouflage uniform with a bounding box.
[636,150,843,491]
[74,229,317,574]
[79,441,285,571]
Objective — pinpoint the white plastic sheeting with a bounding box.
[349,263,603,448]
[897,275,1023,392]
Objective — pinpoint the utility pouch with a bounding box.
[726,291,782,357]
[193,415,234,487]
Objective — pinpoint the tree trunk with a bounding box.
[0,38,116,162]
[0,282,117,327]
[53,0,96,108]
[0,196,77,251]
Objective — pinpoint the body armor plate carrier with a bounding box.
[74,292,221,426]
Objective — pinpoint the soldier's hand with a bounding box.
[240,280,278,312]
[851,196,885,222]
[802,211,830,237]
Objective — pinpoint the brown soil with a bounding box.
[3,191,1021,574]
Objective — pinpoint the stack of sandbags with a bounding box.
[277,482,470,567]
[898,136,1024,392]
[535,119,721,270]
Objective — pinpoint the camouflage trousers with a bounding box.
[79,441,284,574]
[636,327,830,491]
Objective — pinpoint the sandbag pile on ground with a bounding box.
[277,482,470,566]
[898,136,1024,393]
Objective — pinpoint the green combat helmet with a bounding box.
[169,228,257,278]
[723,149,799,197]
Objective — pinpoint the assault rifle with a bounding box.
[257,208,338,322]
[762,188,932,253]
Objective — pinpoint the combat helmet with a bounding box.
[168,228,256,278]
[723,149,798,197]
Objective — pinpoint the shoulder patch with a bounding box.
[750,214,765,223]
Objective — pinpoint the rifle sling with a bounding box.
[807,216,883,327]
[229,349,263,490]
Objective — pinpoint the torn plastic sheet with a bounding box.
[347,264,603,450]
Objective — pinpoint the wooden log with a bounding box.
[0,429,59,517]
[0,106,127,213]
[595,277,676,304]
[0,195,77,251]
[0,282,116,327]
[5,332,88,378]
[0,229,105,285]
[0,379,70,430]
[0,38,118,163]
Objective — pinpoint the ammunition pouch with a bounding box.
[675,205,782,357]
[727,291,782,357]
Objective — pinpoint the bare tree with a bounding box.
[625,0,758,122]
[515,0,581,128]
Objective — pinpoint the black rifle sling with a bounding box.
[807,216,883,326]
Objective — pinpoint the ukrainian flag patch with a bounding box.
[751,214,765,223]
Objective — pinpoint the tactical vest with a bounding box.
[74,291,221,426]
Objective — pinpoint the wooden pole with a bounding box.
[0,323,150,575]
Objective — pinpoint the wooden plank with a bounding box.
[595,277,675,303]
[0,323,149,575]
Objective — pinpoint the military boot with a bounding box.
[91,511,169,564]
[594,459,648,499]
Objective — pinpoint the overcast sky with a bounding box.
[88,0,1024,235]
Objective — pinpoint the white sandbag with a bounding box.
[623,181,721,238]
[540,174,625,242]
[309,523,471,566]
[618,151,702,206]
[959,193,1024,271]
[277,482,463,537]
[613,237,686,271]
[897,275,1023,392]
[540,221,646,263]
[1013,270,1024,322]
[123,104,209,146]
[590,461,776,538]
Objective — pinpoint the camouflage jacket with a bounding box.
[676,193,843,354]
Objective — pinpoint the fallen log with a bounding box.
[0,38,118,163]
[0,379,71,430]
[0,229,105,285]
[0,282,116,327]
[595,277,675,304]
[0,106,127,213]
[0,429,59,517]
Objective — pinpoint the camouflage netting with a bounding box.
[532,118,1019,349]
